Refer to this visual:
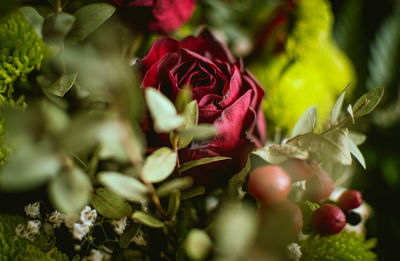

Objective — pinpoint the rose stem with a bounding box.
[173,135,181,176]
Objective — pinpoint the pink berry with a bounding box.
[338,190,362,211]
[304,168,334,203]
[312,204,346,235]
[281,159,318,181]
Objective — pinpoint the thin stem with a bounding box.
[55,0,62,12]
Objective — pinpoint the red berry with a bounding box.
[248,165,291,205]
[338,190,362,211]
[312,204,346,235]
[281,159,318,181]
[304,168,334,202]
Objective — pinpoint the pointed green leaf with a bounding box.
[171,100,199,149]
[181,186,205,200]
[156,177,193,198]
[145,88,184,133]
[131,211,164,228]
[331,85,349,125]
[45,73,77,97]
[347,104,355,123]
[49,167,92,214]
[20,6,44,38]
[166,190,181,220]
[291,105,317,137]
[177,124,217,140]
[68,3,116,43]
[180,156,231,173]
[142,147,177,183]
[185,229,212,261]
[98,171,148,203]
[42,12,75,42]
[119,223,140,248]
[252,144,309,164]
[175,87,192,113]
[349,131,367,146]
[349,138,366,169]
[353,87,384,117]
[91,188,132,219]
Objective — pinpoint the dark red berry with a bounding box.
[346,211,362,226]
[312,204,346,235]
[248,165,291,205]
[281,159,318,181]
[304,168,334,203]
[338,190,362,211]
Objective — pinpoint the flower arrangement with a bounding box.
[0,0,386,260]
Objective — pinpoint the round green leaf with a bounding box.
[156,177,193,198]
[185,229,212,261]
[91,188,132,219]
[353,87,384,117]
[142,147,177,183]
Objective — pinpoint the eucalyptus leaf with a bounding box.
[48,167,92,214]
[98,171,148,203]
[184,229,212,261]
[180,156,231,173]
[119,223,140,248]
[331,85,349,125]
[145,88,184,133]
[177,124,217,140]
[68,3,116,43]
[131,211,164,228]
[181,186,206,200]
[142,147,177,183]
[352,87,384,117]
[91,188,132,219]
[171,100,199,149]
[175,87,193,113]
[156,177,193,198]
[42,12,75,42]
[291,105,317,138]
[166,190,181,220]
[45,73,77,97]
[252,144,309,164]
[20,6,44,38]
[349,137,366,169]
[349,131,367,145]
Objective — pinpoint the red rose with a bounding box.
[141,30,266,186]
[112,0,196,34]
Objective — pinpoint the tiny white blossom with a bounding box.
[64,214,79,229]
[112,217,127,235]
[72,223,90,241]
[287,243,302,261]
[24,202,40,218]
[88,249,103,261]
[15,224,26,238]
[132,230,146,246]
[27,220,41,235]
[49,210,65,228]
[80,206,97,226]
[74,244,81,251]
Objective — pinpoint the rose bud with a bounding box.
[281,159,318,182]
[312,204,346,236]
[248,165,291,205]
[304,168,334,203]
[112,0,196,34]
[140,29,266,186]
[337,190,362,211]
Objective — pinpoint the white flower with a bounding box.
[80,206,97,226]
[132,230,147,246]
[64,214,79,229]
[15,224,26,238]
[111,217,127,235]
[287,243,302,261]
[24,202,40,218]
[49,210,65,228]
[72,223,90,241]
[27,220,41,235]
[88,249,103,261]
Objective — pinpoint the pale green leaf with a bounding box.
[166,190,181,220]
[291,105,317,137]
[171,100,199,149]
[177,124,217,140]
[68,3,116,43]
[180,156,230,173]
[142,147,177,183]
[331,85,349,125]
[131,211,164,228]
[185,229,212,261]
[352,87,384,117]
[42,12,75,41]
[156,177,193,198]
[145,88,184,133]
[20,6,44,38]
[252,144,309,164]
[98,171,148,203]
[91,188,132,219]
[45,73,77,97]
[48,167,92,214]
[347,104,355,123]
[175,87,192,113]
[348,131,367,146]
[349,138,366,169]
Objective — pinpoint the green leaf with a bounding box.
[347,104,355,123]
[184,229,212,261]
[145,87,184,133]
[42,12,75,42]
[352,87,384,117]
[156,177,193,198]
[91,188,132,219]
[348,131,367,145]
[252,144,309,164]
[348,138,366,169]
[98,171,148,203]
[67,3,116,43]
[181,186,205,200]
[119,223,140,248]
[20,6,44,38]
[177,124,217,140]
[180,156,231,173]
[131,211,164,228]
[171,100,199,149]
[142,147,177,183]
[175,87,193,113]
[166,190,181,220]
[48,167,92,214]
[223,159,251,200]
[0,144,61,191]
[291,105,317,137]
[299,200,320,234]
[331,85,349,125]
[45,73,77,97]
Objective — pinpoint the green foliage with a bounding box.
[14,245,69,261]
[0,10,47,102]
[299,232,377,261]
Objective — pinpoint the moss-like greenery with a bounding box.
[299,232,377,261]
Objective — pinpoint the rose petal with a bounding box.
[142,37,180,70]
[219,66,241,108]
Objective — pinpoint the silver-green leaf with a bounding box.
[156,177,193,198]
[352,87,384,117]
[45,73,78,97]
[180,156,231,173]
[349,137,366,169]
[131,211,164,228]
[291,105,317,138]
[252,144,309,164]
[142,147,177,183]
[331,85,349,125]
[91,188,133,219]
